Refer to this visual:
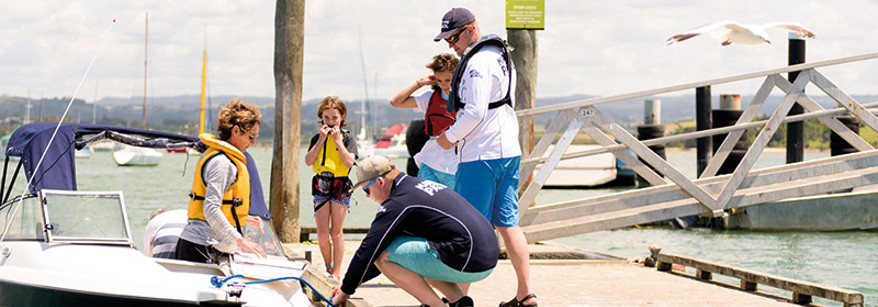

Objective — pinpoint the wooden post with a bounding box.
[787,33,806,164]
[696,86,711,177]
[271,0,304,243]
[508,29,538,198]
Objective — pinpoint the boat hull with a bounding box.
[0,280,209,307]
[724,190,878,231]
[537,145,618,187]
[113,146,163,166]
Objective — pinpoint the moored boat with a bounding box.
[0,123,317,307]
[113,145,163,166]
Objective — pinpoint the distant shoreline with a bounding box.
[664,147,828,153]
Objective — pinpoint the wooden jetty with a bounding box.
[287,241,864,307]
[289,52,878,307]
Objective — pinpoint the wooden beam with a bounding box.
[811,71,878,134]
[702,75,776,178]
[714,70,811,211]
[590,108,719,212]
[516,52,878,117]
[775,77,874,152]
[657,253,863,306]
[519,114,583,217]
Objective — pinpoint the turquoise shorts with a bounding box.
[417,164,456,190]
[454,157,521,227]
[386,236,493,284]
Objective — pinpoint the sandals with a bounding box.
[499,293,538,307]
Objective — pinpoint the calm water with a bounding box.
[10,147,873,306]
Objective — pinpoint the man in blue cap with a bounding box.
[434,7,538,307]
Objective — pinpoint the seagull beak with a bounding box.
[765,39,772,44]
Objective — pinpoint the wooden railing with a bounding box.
[516,52,878,242]
[656,253,864,307]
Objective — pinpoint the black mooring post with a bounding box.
[787,33,806,164]
[696,86,712,177]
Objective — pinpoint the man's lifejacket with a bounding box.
[312,129,353,177]
[188,133,250,234]
[425,90,456,136]
[448,35,514,113]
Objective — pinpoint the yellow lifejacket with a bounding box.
[188,133,250,233]
[312,130,353,177]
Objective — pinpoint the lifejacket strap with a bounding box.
[189,193,244,206]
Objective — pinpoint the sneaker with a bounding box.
[449,296,474,307]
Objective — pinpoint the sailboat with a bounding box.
[114,12,164,166]
[355,30,375,158]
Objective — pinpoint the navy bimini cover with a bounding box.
[4,122,200,193]
[244,151,271,220]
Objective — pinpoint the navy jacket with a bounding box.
[340,174,498,295]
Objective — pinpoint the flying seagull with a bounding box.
[666,20,816,46]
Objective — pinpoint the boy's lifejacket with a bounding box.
[448,36,514,113]
[312,129,353,177]
[425,90,456,137]
[188,133,250,234]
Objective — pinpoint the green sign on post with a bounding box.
[506,0,545,30]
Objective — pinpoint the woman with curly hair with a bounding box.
[175,98,267,263]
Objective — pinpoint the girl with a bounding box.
[389,53,459,188]
[304,96,358,280]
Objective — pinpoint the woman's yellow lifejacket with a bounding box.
[311,130,353,177]
[188,133,250,233]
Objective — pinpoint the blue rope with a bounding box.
[210,275,336,307]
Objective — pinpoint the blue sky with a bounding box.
[2,0,878,103]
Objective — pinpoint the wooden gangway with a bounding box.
[518,52,878,242]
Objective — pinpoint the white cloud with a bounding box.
[2,0,878,104]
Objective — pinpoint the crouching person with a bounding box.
[330,156,497,307]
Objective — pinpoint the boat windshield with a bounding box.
[0,195,45,241]
[40,189,133,245]
[243,217,286,258]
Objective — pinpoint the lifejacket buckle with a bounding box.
[231,197,243,207]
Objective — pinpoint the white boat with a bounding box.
[0,122,318,307]
[536,144,618,187]
[90,140,116,152]
[110,13,162,168]
[723,189,878,231]
[372,124,409,158]
[75,146,95,159]
[113,145,163,166]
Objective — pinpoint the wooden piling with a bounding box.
[508,29,538,195]
[271,0,304,242]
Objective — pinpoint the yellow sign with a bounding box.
[506,0,545,30]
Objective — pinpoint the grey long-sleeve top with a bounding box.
[179,154,242,253]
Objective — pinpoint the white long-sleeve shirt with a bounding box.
[179,154,242,253]
[443,37,521,162]
[412,90,458,174]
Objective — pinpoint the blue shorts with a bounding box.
[313,195,352,208]
[454,157,521,227]
[386,236,492,284]
[417,164,456,190]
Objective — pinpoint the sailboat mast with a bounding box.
[199,24,207,135]
[142,12,148,130]
[357,28,368,140]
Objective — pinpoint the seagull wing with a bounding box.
[764,22,817,39]
[666,20,740,45]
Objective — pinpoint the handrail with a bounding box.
[517,52,878,117]
[657,253,864,307]
[522,102,878,166]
